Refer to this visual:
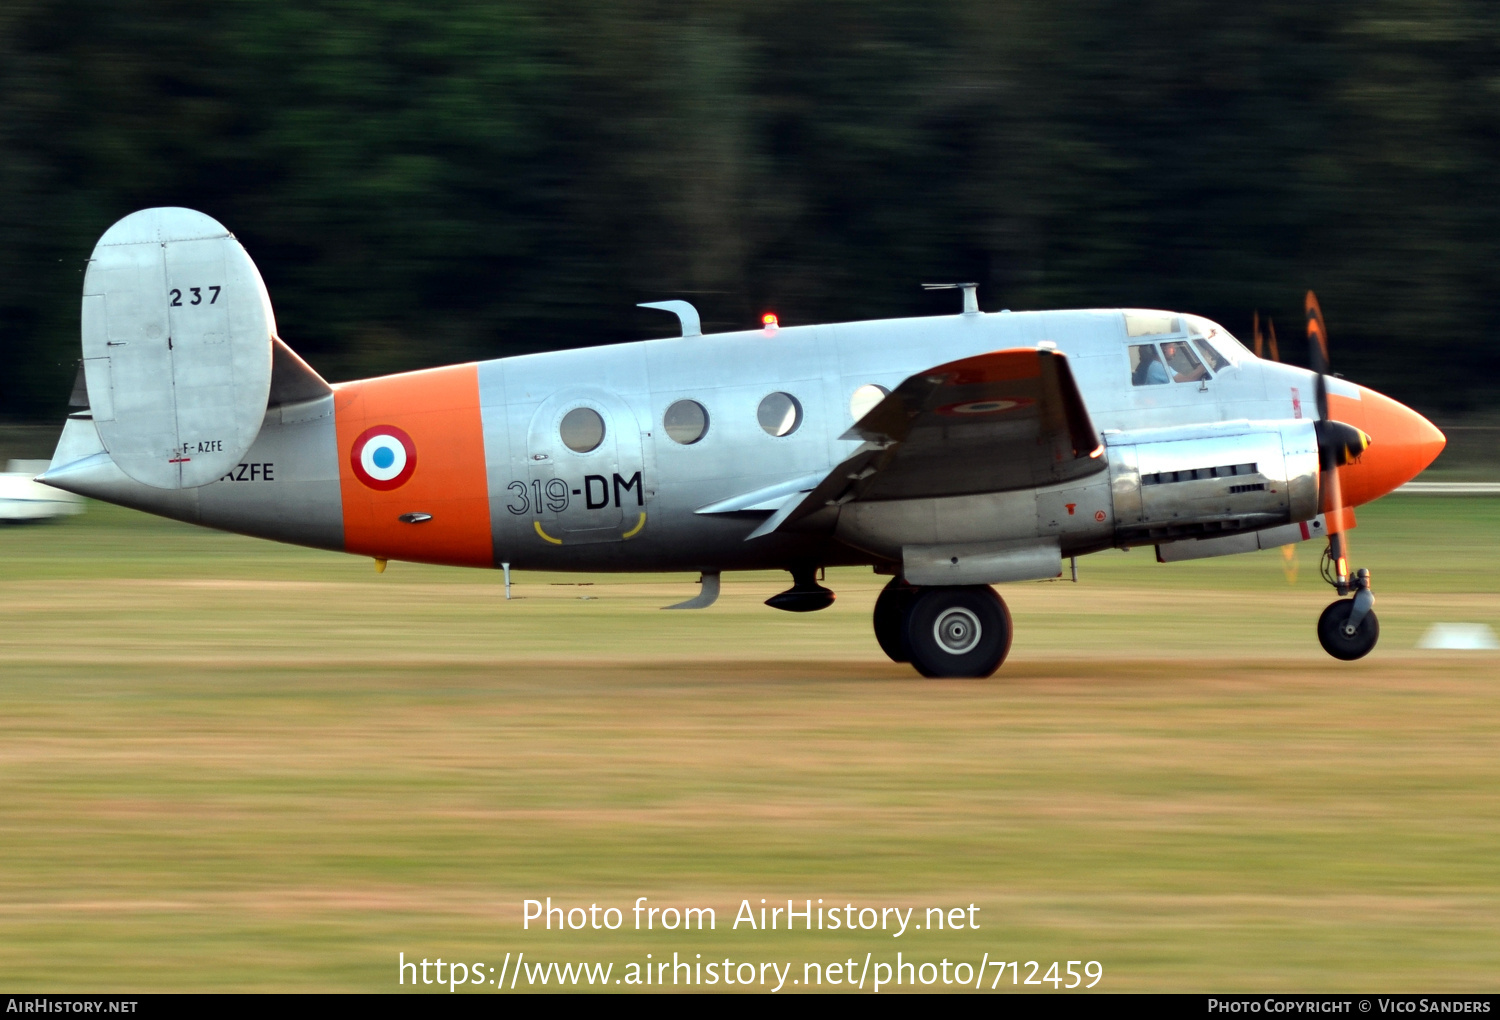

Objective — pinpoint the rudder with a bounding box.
[82,207,274,489]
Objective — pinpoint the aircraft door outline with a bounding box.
[525,389,645,544]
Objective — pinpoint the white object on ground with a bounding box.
[1396,482,1500,495]
[1417,623,1500,650]
[0,460,85,521]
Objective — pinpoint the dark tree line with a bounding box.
[3,0,1497,420]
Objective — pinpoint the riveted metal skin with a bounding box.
[1104,420,1320,546]
[81,208,275,490]
[44,218,1446,580]
[42,397,343,551]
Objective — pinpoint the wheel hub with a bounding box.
[933,607,982,655]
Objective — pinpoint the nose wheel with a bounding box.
[1316,554,1379,660]
[873,581,1012,677]
[1317,597,1379,660]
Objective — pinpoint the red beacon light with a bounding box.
[761,312,779,332]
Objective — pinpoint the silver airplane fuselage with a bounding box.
[42,207,1446,672]
[47,306,1398,574]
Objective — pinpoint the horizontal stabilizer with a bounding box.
[82,207,275,489]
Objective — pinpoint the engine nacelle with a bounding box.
[1106,419,1319,545]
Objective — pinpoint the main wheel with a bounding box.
[873,579,916,663]
[1317,599,1380,660]
[903,586,1012,678]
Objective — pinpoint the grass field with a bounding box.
[1,497,1498,992]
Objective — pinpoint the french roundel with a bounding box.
[351,425,417,490]
[934,396,1035,417]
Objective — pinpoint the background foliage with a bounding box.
[3,0,1496,419]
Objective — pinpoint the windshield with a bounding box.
[1160,339,1208,382]
[1184,315,1247,363]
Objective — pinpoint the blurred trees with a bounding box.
[2,0,1496,419]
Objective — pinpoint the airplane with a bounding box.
[38,208,1447,677]
[0,460,85,521]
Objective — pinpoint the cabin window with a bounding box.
[1130,344,1169,386]
[848,384,888,422]
[663,399,709,445]
[1160,339,1208,382]
[559,406,606,453]
[758,392,803,437]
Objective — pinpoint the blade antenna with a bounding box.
[1253,311,1264,358]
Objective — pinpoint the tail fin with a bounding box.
[81,207,275,489]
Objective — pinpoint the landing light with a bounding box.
[762,312,779,331]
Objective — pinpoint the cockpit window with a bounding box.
[1161,340,1208,382]
[1130,344,1169,386]
[1124,312,1182,337]
[1192,338,1230,373]
[1184,314,1247,362]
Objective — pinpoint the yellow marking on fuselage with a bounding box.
[622,512,647,539]
[533,520,563,545]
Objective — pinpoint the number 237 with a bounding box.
[169,286,221,306]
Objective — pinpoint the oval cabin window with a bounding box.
[663,399,709,445]
[848,384,888,422]
[757,392,803,437]
[559,406,606,453]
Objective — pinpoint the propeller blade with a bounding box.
[1267,318,1280,362]
[1281,543,1298,585]
[1323,443,1350,584]
[1306,290,1330,375]
[1306,289,1349,587]
[1253,311,1264,358]
[1305,292,1330,420]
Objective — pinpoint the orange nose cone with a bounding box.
[1331,386,1446,506]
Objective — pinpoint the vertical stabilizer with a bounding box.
[82,207,275,489]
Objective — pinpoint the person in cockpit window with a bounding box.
[1132,344,1169,385]
[1162,340,1208,383]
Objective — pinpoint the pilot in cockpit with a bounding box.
[1161,341,1208,383]
[1132,345,1169,385]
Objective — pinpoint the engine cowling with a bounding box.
[1106,419,1319,545]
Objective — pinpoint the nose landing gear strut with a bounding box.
[1316,535,1379,660]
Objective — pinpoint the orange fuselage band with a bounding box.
[334,364,493,568]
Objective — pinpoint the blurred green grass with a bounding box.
[1,497,1498,991]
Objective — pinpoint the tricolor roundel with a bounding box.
[350,425,417,490]
[935,396,1035,417]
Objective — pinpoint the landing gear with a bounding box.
[1317,546,1379,660]
[875,583,1012,678]
[1317,598,1379,660]
[873,578,916,662]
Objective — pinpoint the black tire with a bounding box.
[1317,599,1380,660]
[873,580,916,663]
[903,586,1012,678]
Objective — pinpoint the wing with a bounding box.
[774,347,1105,535]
